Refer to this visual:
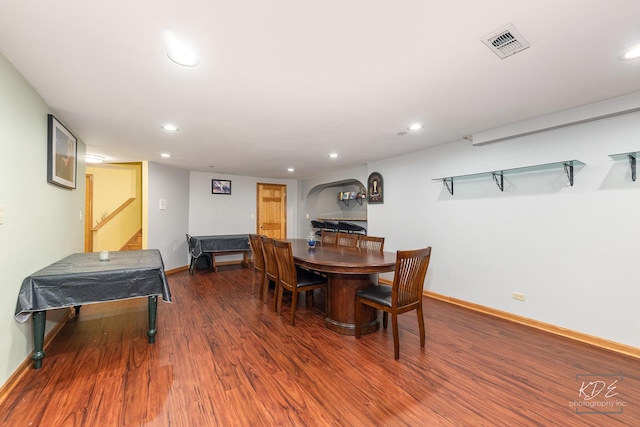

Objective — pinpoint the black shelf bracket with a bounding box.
[433,159,584,195]
[442,178,454,195]
[629,154,636,182]
[339,198,363,206]
[563,162,574,186]
[492,172,504,191]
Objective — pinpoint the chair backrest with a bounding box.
[392,247,432,309]
[272,240,297,292]
[320,230,338,245]
[260,236,278,282]
[358,235,385,251]
[249,234,265,271]
[337,232,359,247]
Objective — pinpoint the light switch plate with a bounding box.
[159,199,167,210]
[0,206,4,224]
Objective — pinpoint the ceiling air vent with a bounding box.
[481,24,530,59]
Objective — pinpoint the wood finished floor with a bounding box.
[2,265,639,426]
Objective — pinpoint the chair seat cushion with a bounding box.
[295,268,327,288]
[356,285,392,307]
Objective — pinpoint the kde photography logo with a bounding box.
[570,374,627,414]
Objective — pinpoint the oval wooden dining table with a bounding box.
[288,239,396,335]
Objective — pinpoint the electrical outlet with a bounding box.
[512,292,525,301]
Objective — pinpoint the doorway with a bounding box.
[256,183,286,238]
[84,174,93,252]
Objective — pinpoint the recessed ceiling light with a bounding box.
[408,123,423,130]
[619,44,640,61]
[287,168,294,172]
[164,31,199,67]
[162,124,179,131]
[85,153,105,164]
[161,153,171,158]
[329,153,338,159]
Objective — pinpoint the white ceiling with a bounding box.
[1,0,640,179]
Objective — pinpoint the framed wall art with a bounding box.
[47,114,77,189]
[367,172,383,204]
[212,179,232,194]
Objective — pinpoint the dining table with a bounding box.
[288,239,396,335]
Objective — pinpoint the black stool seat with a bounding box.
[338,221,367,235]
[323,221,340,231]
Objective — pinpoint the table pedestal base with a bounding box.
[325,273,379,336]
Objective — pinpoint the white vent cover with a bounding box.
[481,24,530,59]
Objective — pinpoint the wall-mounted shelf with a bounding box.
[432,160,585,195]
[339,197,364,206]
[337,191,366,206]
[609,151,638,182]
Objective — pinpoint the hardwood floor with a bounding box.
[2,265,639,426]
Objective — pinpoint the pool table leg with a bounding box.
[32,311,46,369]
[147,295,158,343]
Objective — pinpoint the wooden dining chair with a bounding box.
[355,247,432,360]
[272,239,328,326]
[358,235,385,251]
[320,230,338,245]
[337,232,359,247]
[260,236,279,309]
[248,234,265,297]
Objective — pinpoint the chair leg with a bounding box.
[251,268,256,295]
[391,312,400,360]
[272,281,280,312]
[354,299,362,339]
[417,304,425,348]
[276,284,284,315]
[306,290,313,308]
[261,276,270,304]
[290,290,298,326]
[382,311,388,329]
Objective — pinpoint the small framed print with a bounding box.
[367,172,383,204]
[212,179,232,194]
[47,114,77,189]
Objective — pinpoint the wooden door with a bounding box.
[257,183,286,239]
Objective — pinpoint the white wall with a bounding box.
[0,53,85,385]
[188,171,298,262]
[366,108,640,349]
[146,162,190,271]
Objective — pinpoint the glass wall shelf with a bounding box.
[608,151,638,182]
[432,160,585,195]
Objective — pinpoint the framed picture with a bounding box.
[367,172,383,204]
[47,114,77,189]
[212,179,232,194]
